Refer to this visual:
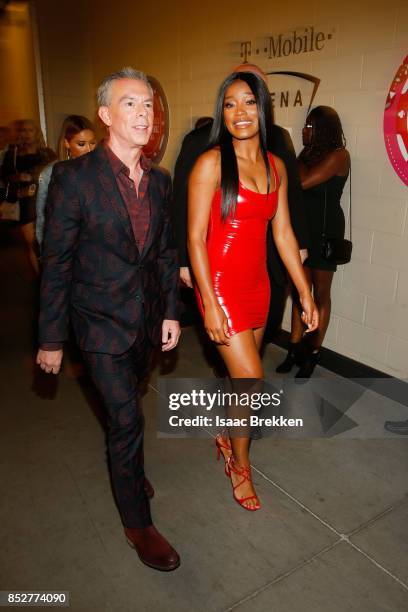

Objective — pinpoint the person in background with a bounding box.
[173,115,213,291]
[0,126,11,203]
[276,106,350,378]
[188,71,318,511]
[1,119,56,275]
[0,126,11,167]
[172,116,213,329]
[36,115,96,246]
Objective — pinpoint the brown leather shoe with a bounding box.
[143,477,154,500]
[124,525,180,571]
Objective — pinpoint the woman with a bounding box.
[1,119,56,275]
[276,106,350,378]
[188,72,318,511]
[36,115,96,247]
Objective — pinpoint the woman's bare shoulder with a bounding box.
[326,148,350,173]
[328,147,349,159]
[197,147,220,166]
[191,148,220,181]
[270,153,284,170]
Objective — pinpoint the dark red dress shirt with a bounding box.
[104,144,151,253]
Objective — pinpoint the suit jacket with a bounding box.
[171,122,309,285]
[39,144,179,354]
[172,123,212,267]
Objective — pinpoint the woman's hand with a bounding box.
[204,303,230,345]
[300,293,319,333]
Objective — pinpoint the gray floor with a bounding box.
[1,234,408,612]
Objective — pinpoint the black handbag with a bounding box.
[321,167,352,265]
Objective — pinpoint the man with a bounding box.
[171,63,309,338]
[36,67,181,571]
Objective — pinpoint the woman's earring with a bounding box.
[66,148,71,160]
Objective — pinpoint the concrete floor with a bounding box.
[1,232,408,612]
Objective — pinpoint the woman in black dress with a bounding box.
[1,119,56,275]
[276,106,350,378]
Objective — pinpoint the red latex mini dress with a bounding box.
[196,152,279,336]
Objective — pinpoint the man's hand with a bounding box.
[299,249,308,264]
[180,266,193,288]
[36,349,63,374]
[162,320,181,351]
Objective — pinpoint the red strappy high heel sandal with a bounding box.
[215,433,232,478]
[227,457,261,511]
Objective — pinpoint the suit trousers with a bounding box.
[81,324,154,528]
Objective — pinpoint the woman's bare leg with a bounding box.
[308,269,334,350]
[217,328,264,509]
[253,326,265,351]
[20,222,39,276]
[290,267,312,343]
[276,270,312,372]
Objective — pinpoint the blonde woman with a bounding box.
[36,115,96,247]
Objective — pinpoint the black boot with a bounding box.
[276,342,303,374]
[384,419,408,435]
[295,349,320,379]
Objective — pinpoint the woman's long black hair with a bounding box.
[208,71,274,220]
[299,105,346,167]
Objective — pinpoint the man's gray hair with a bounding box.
[97,67,153,106]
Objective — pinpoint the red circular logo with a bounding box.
[383,55,408,186]
[143,76,169,164]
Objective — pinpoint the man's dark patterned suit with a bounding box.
[39,144,178,528]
